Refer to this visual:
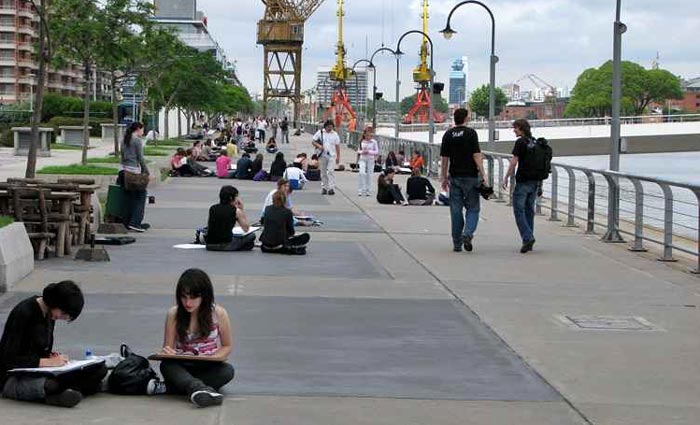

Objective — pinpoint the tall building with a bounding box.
[152,0,239,85]
[315,67,368,111]
[0,1,110,105]
[448,57,468,106]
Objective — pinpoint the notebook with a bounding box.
[8,359,105,376]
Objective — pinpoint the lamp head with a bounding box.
[394,48,404,57]
[439,25,456,40]
[368,62,375,69]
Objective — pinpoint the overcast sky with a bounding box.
[198,0,700,98]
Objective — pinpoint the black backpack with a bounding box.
[236,124,243,135]
[519,137,552,181]
[108,344,157,395]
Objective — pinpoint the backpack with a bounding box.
[236,124,243,135]
[108,344,157,395]
[519,137,552,181]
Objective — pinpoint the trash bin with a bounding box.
[104,184,128,223]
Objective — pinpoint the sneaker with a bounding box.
[322,189,328,195]
[358,192,363,197]
[453,245,463,252]
[146,379,167,395]
[128,224,145,233]
[463,235,473,252]
[190,389,223,408]
[140,223,151,230]
[45,389,82,408]
[520,239,535,254]
[328,190,335,195]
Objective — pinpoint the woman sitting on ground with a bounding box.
[260,190,310,255]
[385,151,400,172]
[192,141,207,162]
[215,150,235,179]
[406,168,435,206]
[225,139,238,159]
[265,137,278,154]
[186,149,214,177]
[377,169,407,205]
[171,148,195,176]
[409,150,424,173]
[250,153,264,178]
[0,281,106,408]
[269,152,286,181]
[156,269,235,408]
[204,185,255,251]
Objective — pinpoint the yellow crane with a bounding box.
[256,0,325,124]
[323,0,357,130]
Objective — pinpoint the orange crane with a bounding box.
[403,0,444,124]
[257,0,325,124]
[322,0,357,131]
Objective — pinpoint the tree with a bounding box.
[94,0,154,155]
[51,0,103,165]
[565,61,683,117]
[468,85,508,118]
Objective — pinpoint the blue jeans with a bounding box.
[449,176,481,245]
[512,180,538,243]
[124,189,146,227]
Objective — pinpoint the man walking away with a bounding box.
[271,118,279,141]
[440,108,489,252]
[280,117,290,144]
[503,119,551,253]
[312,120,341,195]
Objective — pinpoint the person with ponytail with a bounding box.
[156,269,235,408]
[119,121,149,232]
[0,281,106,408]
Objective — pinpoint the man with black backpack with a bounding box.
[503,119,552,253]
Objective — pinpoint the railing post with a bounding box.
[487,156,494,187]
[506,174,515,207]
[691,190,700,274]
[564,168,578,227]
[628,179,647,252]
[548,166,561,221]
[601,172,625,243]
[657,183,677,262]
[584,171,596,234]
[495,156,506,203]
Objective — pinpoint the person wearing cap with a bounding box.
[311,120,341,195]
[0,281,107,408]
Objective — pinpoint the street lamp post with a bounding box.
[395,30,435,145]
[351,58,372,129]
[603,0,626,242]
[441,0,498,186]
[369,46,398,130]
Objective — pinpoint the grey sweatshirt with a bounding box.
[120,137,149,174]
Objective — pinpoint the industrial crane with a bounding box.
[256,0,325,125]
[322,0,357,131]
[402,0,445,125]
[512,73,559,118]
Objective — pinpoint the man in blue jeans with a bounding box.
[503,118,539,253]
[440,109,489,252]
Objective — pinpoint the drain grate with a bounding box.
[557,315,659,331]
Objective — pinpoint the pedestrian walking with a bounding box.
[440,108,489,252]
[280,117,290,144]
[357,126,379,196]
[312,120,341,195]
[503,118,552,253]
[271,117,279,141]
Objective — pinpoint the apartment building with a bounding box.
[0,0,110,106]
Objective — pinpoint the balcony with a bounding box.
[16,25,36,36]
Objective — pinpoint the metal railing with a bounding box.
[302,122,699,274]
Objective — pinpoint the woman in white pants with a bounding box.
[357,126,379,196]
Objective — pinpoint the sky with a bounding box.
[197,0,700,99]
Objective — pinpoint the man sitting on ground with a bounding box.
[236,153,253,180]
[204,186,255,251]
[282,163,307,190]
[406,168,435,206]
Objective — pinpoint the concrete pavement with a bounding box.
[0,132,698,424]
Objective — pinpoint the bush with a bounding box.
[42,93,112,122]
[0,215,13,228]
[45,116,112,139]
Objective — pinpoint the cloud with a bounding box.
[199,0,700,100]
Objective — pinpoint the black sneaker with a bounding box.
[45,389,82,408]
[463,235,473,252]
[322,189,328,195]
[328,190,335,195]
[520,239,535,253]
[140,223,151,230]
[453,245,463,252]
[190,389,223,408]
[128,224,145,233]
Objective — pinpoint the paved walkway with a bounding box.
[0,133,698,424]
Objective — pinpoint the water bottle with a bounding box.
[85,348,95,360]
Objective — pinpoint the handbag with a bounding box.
[107,344,157,395]
[124,171,149,191]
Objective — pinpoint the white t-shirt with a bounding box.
[261,189,293,216]
[283,166,307,183]
[313,129,340,158]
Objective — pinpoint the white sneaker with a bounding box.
[190,389,223,407]
[146,378,167,395]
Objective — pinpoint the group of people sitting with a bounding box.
[377,168,437,206]
[199,181,310,255]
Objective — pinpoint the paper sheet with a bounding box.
[173,244,207,249]
[232,226,261,236]
[9,359,104,374]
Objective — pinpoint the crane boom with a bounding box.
[329,0,351,82]
[412,0,431,83]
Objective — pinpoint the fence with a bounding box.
[302,122,699,274]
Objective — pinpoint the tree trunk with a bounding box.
[186,112,191,134]
[110,71,120,156]
[81,61,91,165]
[163,107,169,139]
[25,3,49,178]
[177,107,182,138]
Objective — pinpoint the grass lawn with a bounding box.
[86,155,120,164]
[51,144,83,151]
[143,147,175,156]
[38,164,119,175]
[152,138,190,147]
[0,215,13,228]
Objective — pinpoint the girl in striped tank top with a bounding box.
[157,269,235,408]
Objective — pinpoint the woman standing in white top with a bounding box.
[357,126,379,196]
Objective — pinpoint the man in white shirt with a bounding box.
[283,163,308,190]
[312,120,341,195]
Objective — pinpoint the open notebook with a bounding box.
[232,225,261,236]
[8,359,105,376]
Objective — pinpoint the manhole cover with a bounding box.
[557,315,659,331]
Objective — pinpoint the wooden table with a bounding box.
[44,192,78,257]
